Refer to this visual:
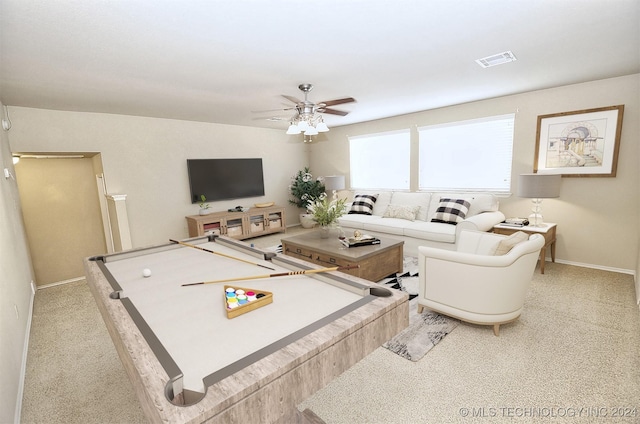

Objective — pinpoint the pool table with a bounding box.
[84,235,408,423]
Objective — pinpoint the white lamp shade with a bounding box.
[316,121,329,132]
[304,126,318,136]
[286,124,301,135]
[517,174,561,198]
[324,175,345,191]
[297,120,309,131]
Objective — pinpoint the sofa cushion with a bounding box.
[431,198,471,225]
[493,231,529,255]
[348,194,378,215]
[383,204,420,221]
[404,221,457,243]
[362,217,407,236]
[389,191,432,221]
[337,213,379,230]
[371,191,393,216]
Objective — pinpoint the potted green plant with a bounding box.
[288,167,325,228]
[198,195,211,215]
[306,195,348,237]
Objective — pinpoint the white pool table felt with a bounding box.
[103,241,363,392]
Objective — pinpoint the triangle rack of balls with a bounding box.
[224,285,273,319]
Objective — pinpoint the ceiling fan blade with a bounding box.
[251,107,295,113]
[251,116,288,121]
[319,97,356,107]
[320,108,349,116]
[282,95,302,104]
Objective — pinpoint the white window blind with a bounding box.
[418,114,515,192]
[349,129,410,190]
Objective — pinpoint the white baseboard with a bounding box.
[553,258,635,276]
[36,276,85,290]
[14,281,36,424]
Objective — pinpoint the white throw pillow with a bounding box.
[383,204,420,221]
[493,231,529,255]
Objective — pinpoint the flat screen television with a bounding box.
[187,158,265,203]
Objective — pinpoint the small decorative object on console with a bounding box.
[255,202,275,208]
[228,206,249,212]
[198,195,211,215]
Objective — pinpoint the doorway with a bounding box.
[14,154,107,287]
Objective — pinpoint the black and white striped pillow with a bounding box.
[430,198,470,225]
[348,194,378,215]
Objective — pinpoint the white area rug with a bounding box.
[379,256,459,362]
[382,298,459,362]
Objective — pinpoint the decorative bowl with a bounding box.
[254,202,275,208]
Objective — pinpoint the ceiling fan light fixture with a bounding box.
[297,120,309,131]
[286,123,301,135]
[316,121,329,132]
[304,126,318,136]
[279,83,353,138]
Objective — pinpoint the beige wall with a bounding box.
[310,74,640,273]
[15,157,107,285]
[0,101,35,423]
[8,110,310,249]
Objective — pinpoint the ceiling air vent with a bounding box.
[475,51,517,68]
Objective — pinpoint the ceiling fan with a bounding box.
[283,83,356,117]
[256,84,356,136]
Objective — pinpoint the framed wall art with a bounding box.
[534,105,624,177]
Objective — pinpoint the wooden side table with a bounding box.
[492,223,557,274]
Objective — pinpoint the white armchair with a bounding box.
[417,230,545,336]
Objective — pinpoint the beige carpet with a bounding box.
[20,231,640,423]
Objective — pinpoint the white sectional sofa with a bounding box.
[337,191,505,257]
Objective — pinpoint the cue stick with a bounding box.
[181,265,360,286]
[169,239,276,270]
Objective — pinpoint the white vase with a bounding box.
[319,225,330,238]
[299,213,316,229]
[199,209,210,216]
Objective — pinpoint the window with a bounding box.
[349,129,410,190]
[418,114,515,192]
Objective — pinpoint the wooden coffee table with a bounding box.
[281,231,404,282]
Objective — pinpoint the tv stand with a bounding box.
[186,205,285,240]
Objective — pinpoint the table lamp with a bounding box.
[517,173,561,227]
[324,175,345,200]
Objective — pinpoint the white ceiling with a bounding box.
[1,0,638,131]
